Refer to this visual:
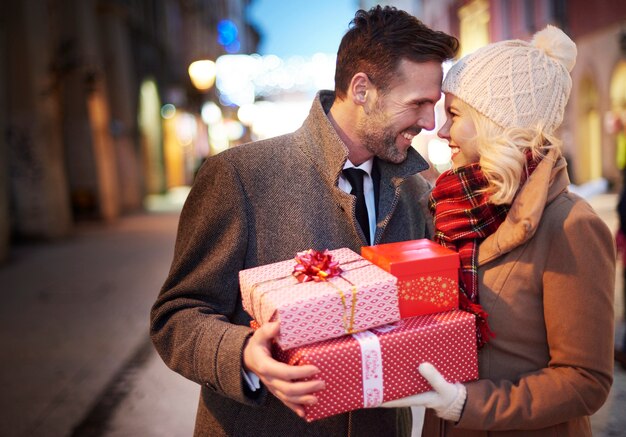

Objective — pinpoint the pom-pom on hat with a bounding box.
[442,25,577,133]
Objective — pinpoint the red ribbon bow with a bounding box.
[292,249,343,283]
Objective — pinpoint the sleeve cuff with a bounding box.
[438,383,467,422]
[241,368,261,391]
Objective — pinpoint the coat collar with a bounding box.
[295,90,429,244]
[478,149,570,265]
[296,90,429,190]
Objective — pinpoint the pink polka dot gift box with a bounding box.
[273,310,478,422]
[239,248,400,350]
[361,239,460,319]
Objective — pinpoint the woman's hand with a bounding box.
[381,362,467,422]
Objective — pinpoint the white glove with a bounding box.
[380,362,467,422]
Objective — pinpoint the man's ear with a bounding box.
[349,72,375,108]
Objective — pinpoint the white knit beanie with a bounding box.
[442,25,577,133]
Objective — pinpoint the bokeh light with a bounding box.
[160,103,176,119]
[188,60,217,91]
[201,101,222,125]
[218,20,240,54]
[427,138,452,172]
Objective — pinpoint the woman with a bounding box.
[383,25,615,436]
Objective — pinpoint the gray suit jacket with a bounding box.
[150,91,433,436]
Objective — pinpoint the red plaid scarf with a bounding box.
[429,163,506,347]
[429,154,540,347]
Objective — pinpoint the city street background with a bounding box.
[0,192,624,437]
[2,2,626,436]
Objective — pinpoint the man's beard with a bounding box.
[356,107,409,164]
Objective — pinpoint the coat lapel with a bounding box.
[375,150,429,240]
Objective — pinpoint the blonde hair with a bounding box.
[455,98,561,205]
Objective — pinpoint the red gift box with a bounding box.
[274,310,478,422]
[361,239,459,318]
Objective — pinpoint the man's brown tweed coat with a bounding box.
[150,91,433,436]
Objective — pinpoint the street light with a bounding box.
[188,60,217,91]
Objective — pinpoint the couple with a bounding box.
[150,6,615,437]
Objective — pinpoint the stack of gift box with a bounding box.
[239,239,478,422]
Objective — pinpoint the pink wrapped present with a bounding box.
[274,310,478,422]
[239,248,400,350]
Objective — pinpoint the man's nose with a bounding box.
[419,111,436,131]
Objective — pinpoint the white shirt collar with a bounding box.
[343,158,374,176]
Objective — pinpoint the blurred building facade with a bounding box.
[3,0,626,264]
[0,0,258,262]
[420,0,626,188]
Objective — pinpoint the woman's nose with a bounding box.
[437,120,450,140]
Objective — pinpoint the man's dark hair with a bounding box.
[334,6,459,99]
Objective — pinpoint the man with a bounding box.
[150,6,458,436]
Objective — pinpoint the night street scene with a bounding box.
[2,1,626,436]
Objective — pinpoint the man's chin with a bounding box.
[378,149,408,164]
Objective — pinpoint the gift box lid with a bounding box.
[361,239,459,276]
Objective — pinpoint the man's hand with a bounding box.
[243,321,325,418]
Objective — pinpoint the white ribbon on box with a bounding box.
[352,330,384,407]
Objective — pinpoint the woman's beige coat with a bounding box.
[422,152,616,436]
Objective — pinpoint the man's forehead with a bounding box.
[385,60,443,100]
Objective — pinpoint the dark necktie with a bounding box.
[343,168,370,244]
